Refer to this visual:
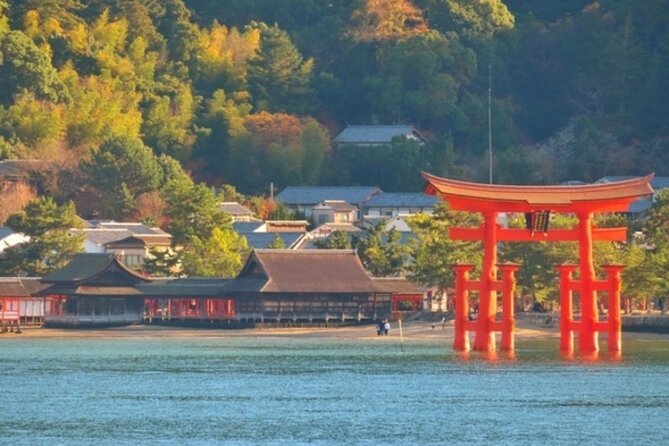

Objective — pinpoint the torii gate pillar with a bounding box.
[474,211,498,352]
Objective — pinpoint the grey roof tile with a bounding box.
[363,192,438,208]
[334,125,418,144]
[276,186,381,206]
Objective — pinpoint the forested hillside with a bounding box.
[1,0,668,214]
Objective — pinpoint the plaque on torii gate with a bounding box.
[422,172,654,354]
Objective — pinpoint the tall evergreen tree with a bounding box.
[1,197,84,276]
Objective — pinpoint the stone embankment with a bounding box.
[622,315,669,333]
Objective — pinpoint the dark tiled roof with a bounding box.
[334,125,419,144]
[363,192,438,208]
[75,229,133,245]
[105,235,172,248]
[242,232,304,249]
[0,277,49,296]
[140,278,230,296]
[41,253,151,284]
[276,186,381,206]
[222,276,267,293]
[373,277,426,294]
[84,221,170,236]
[244,249,385,293]
[233,221,265,233]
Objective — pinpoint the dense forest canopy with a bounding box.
[1,0,668,208]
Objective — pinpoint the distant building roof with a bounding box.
[74,229,134,245]
[90,221,170,236]
[359,216,412,232]
[596,175,669,215]
[233,221,266,233]
[105,235,172,249]
[596,175,669,190]
[264,220,309,232]
[74,227,172,247]
[312,223,362,233]
[363,192,438,208]
[276,186,382,206]
[334,125,424,145]
[228,250,385,293]
[219,202,256,217]
[242,232,305,249]
[313,200,358,212]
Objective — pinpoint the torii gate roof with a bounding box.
[422,172,654,213]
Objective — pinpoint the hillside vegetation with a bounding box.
[0,0,668,211]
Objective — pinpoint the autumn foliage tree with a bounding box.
[0,180,37,224]
[226,111,330,193]
[348,0,428,43]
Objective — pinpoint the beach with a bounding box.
[5,319,665,342]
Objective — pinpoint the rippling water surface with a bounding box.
[2,334,669,445]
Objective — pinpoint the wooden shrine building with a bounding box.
[26,249,391,328]
[39,253,152,327]
[423,172,654,354]
[227,250,391,323]
[141,278,235,326]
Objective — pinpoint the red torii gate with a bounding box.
[422,172,654,354]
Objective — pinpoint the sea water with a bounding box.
[1,334,669,445]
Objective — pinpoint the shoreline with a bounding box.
[2,320,666,341]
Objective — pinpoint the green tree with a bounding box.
[314,231,352,249]
[141,79,198,161]
[362,30,476,130]
[643,188,669,308]
[1,197,83,275]
[142,247,180,277]
[227,112,329,193]
[247,22,314,114]
[355,223,407,276]
[348,0,428,43]
[407,203,481,298]
[81,136,163,218]
[0,30,70,104]
[267,201,296,220]
[267,233,286,249]
[334,136,424,191]
[162,180,230,246]
[419,0,515,39]
[180,226,249,277]
[500,214,580,305]
[622,241,656,311]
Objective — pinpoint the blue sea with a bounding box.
[1,332,669,445]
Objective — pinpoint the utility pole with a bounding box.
[488,63,493,185]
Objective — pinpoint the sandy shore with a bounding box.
[0,320,564,340]
[2,320,667,342]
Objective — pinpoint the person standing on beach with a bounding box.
[441,316,446,330]
[384,320,390,335]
